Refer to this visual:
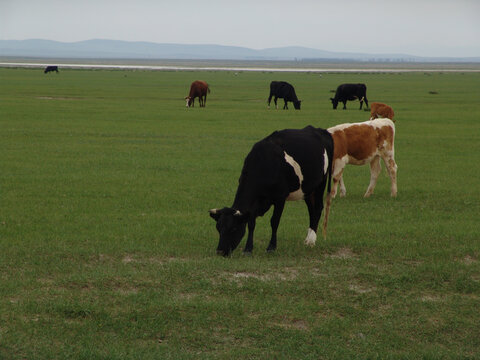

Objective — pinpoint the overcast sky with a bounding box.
[1,0,479,57]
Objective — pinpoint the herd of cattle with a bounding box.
[44,66,396,256]
[204,79,397,256]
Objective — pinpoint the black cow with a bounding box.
[267,81,301,110]
[330,83,368,110]
[44,66,59,74]
[209,126,334,256]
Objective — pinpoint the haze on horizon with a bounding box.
[1,0,479,58]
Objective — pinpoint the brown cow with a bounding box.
[328,118,397,198]
[370,102,395,122]
[185,80,210,108]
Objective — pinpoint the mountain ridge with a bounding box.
[1,39,479,63]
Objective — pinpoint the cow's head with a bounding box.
[293,100,302,110]
[330,98,339,109]
[209,207,248,256]
[185,96,192,107]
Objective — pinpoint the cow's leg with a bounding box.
[274,97,278,110]
[322,191,333,239]
[383,155,398,197]
[364,156,382,197]
[331,169,344,198]
[243,218,256,254]
[364,97,369,109]
[266,200,285,252]
[283,100,288,110]
[267,94,273,109]
[204,95,207,107]
[330,158,346,198]
[343,101,347,110]
[339,174,347,197]
[304,188,326,246]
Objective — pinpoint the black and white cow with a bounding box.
[44,66,59,74]
[330,83,368,110]
[267,81,301,110]
[209,126,334,256]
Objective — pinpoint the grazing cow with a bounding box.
[328,118,397,198]
[209,126,333,256]
[44,66,59,74]
[267,81,301,110]
[370,102,395,122]
[185,80,210,107]
[330,83,368,110]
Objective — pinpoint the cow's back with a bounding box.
[328,119,394,165]
[189,80,208,97]
[335,83,366,99]
[270,81,297,100]
[265,127,333,190]
[370,102,394,120]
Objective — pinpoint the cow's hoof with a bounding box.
[243,250,253,256]
[266,247,276,253]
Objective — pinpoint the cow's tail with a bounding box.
[322,141,334,239]
[207,84,211,94]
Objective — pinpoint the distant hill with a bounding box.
[1,39,479,63]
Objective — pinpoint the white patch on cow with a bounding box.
[371,118,395,131]
[333,156,349,177]
[305,228,317,246]
[349,153,376,166]
[323,149,329,174]
[328,118,395,134]
[284,151,304,201]
[185,97,190,107]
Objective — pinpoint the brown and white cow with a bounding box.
[370,102,395,122]
[328,118,397,198]
[185,80,210,108]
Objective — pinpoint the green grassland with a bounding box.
[1,67,479,359]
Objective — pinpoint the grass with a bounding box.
[1,67,479,359]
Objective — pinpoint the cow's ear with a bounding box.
[234,210,249,222]
[209,208,222,221]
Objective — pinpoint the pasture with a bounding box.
[1,67,479,359]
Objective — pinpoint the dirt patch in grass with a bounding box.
[460,255,477,265]
[121,254,188,265]
[36,96,84,100]
[326,247,358,260]
[229,268,299,282]
[420,294,447,303]
[349,284,376,294]
[271,318,309,331]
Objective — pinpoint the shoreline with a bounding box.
[2,60,480,73]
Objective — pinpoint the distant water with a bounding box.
[1,62,480,72]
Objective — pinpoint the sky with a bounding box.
[1,0,479,57]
